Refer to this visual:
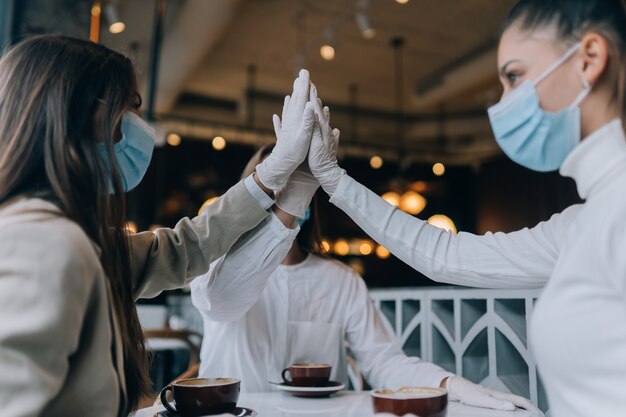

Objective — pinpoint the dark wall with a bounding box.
[476,157,580,234]
[11,0,91,42]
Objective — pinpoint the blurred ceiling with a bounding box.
[102,0,518,165]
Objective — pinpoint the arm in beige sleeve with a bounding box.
[330,176,579,289]
[131,179,271,299]
[0,224,97,417]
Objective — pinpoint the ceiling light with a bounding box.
[381,191,401,207]
[428,214,457,234]
[334,239,350,256]
[166,133,181,147]
[212,136,226,151]
[396,0,410,4]
[433,162,446,176]
[103,4,125,34]
[359,242,374,256]
[376,245,390,259]
[400,191,426,215]
[355,12,376,39]
[320,44,336,61]
[370,155,383,169]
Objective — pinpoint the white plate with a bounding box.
[273,381,345,396]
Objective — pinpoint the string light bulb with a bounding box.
[166,133,181,147]
[428,214,457,234]
[320,45,336,61]
[382,191,401,207]
[334,239,350,256]
[376,245,391,259]
[400,191,426,215]
[212,136,226,151]
[433,162,446,176]
[370,155,383,169]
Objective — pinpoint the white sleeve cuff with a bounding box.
[244,174,274,210]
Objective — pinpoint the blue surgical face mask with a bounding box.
[488,43,592,172]
[97,112,155,193]
[296,207,311,227]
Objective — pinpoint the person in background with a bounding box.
[0,36,314,417]
[302,1,626,416]
[190,147,542,415]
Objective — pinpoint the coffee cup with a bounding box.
[370,387,448,417]
[159,377,240,416]
[281,363,332,387]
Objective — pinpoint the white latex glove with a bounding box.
[446,376,544,416]
[308,83,346,196]
[256,69,315,191]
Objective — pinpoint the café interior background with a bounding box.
[2,0,580,289]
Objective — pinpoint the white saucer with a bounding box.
[273,381,345,397]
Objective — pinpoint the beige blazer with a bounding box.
[0,180,270,417]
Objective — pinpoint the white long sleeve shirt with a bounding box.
[190,219,453,393]
[329,119,626,417]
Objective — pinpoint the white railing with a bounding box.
[164,286,548,413]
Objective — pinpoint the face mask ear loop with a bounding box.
[570,78,592,109]
[533,42,582,87]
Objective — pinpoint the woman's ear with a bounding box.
[579,32,610,85]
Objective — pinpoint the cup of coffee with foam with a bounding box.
[159,377,240,416]
[281,363,332,387]
[371,387,448,417]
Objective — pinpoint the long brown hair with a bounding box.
[0,36,149,411]
[241,146,324,254]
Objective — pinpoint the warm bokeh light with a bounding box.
[167,133,182,147]
[400,191,426,215]
[370,155,383,169]
[148,224,164,232]
[359,242,374,256]
[320,45,336,61]
[396,0,410,3]
[433,162,446,176]
[198,196,220,215]
[376,245,391,259]
[382,191,401,207]
[428,214,457,234]
[212,136,226,151]
[109,22,126,34]
[349,259,365,276]
[321,240,331,254]
[334,239,350,256]
[410,181,428,193]
[125,221,137,234]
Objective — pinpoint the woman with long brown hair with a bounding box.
[0,36,313,416]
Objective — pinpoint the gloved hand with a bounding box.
[307,83,346,196]
[445,376,544,416]
[256,69,315,191]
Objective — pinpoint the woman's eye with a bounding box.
[506,72,520,86]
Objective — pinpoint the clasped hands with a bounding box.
[254,69,345,220]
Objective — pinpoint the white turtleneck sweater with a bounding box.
[327,119,626,417]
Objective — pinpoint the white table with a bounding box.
[133,392,535,417]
